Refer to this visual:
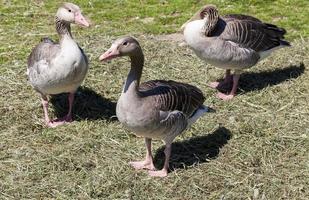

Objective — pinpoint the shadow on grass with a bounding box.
[216,63,305,93]
[50,86,117,121]
[153,126,232,171]
[240,63,305,92]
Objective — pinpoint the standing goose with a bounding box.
[182,5,290,100]
[99,37,208,177]
[27,3,90,127]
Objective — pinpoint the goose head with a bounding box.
[180,4,218,32]
[99,37,141,61]
[56,2,89,27]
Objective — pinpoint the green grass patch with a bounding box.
[0,0,308,199]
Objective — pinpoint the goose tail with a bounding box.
[280,40,291,47]
[187,105,211,126]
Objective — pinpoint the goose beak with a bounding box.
[99,45,120,61]
[75,12,90,27]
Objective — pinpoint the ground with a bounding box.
[0,0,308,199]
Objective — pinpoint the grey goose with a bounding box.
[27,3,89,127]
[99,37,209,177]
[182,5,290,100]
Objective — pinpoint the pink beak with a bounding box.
[99,46,120,61]
[74,12,90,27]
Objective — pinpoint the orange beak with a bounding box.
[99,45,120,61]
[74,12,90,27]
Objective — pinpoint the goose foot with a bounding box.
[46,115,73,128]
[129,160,156,170]
[208,81,221,89]
[216,92,235,101]
[209,70,233,90]
[208,81,232,90]
[148,169,168,177]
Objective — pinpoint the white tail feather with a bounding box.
[187,105,208,126]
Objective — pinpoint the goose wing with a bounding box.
[78,45,89,66]
[139,80,205,117]
[27,37,60,69]
[219,18,289,52]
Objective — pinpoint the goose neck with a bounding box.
[123,50,144,94]
[202,13,219,36]
[55,17,73,40]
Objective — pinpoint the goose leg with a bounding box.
[64,92,74,122]
[41,96,52,126]
[148,143,171,177]
[130,138,156,170]
[208,69,233,89]
[50,92,74,127]
[217,73,240,100]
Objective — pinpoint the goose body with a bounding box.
[184,20,259,69]
[27,3,89,127]
[182,5,290,100]
[28,36,88,95]
[116,79,207,142]
[100,37,208,177]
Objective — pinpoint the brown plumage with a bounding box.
[182,5,290,100]
[199,5,289,50]
[99,36,208,177]
[139,80,205,116]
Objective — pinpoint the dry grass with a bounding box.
[0,0,309,199]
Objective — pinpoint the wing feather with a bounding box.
[219,19,289,52]
[139,80,205,117]
[27,37,60,69]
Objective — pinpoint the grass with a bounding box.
[0,0,308,199]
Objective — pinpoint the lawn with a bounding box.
[0,0,308,199]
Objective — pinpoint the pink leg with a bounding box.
[217,74,240,100]
[49,92,74,127]
[209,69,233,89]
[130,138,156,170]
[64,92,74,122]
[41,97,51,126]
[148,143,171,177]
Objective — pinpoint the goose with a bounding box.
[27,3,90,127]
[99,37,209,177]
[181,5,290,100]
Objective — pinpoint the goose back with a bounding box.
[223,14,261,23]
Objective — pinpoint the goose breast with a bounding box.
[28,39,88,95]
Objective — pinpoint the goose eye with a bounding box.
[123,42,128,46]
[68,9,72,12]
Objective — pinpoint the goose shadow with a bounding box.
[216,63,305,93]
[153,126,232,171]
[50,86,117,121]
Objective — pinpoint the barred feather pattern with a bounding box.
[199,5,290,51]
[200,5,219,36]
[139,80,205,118]
[220,19,289,52]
